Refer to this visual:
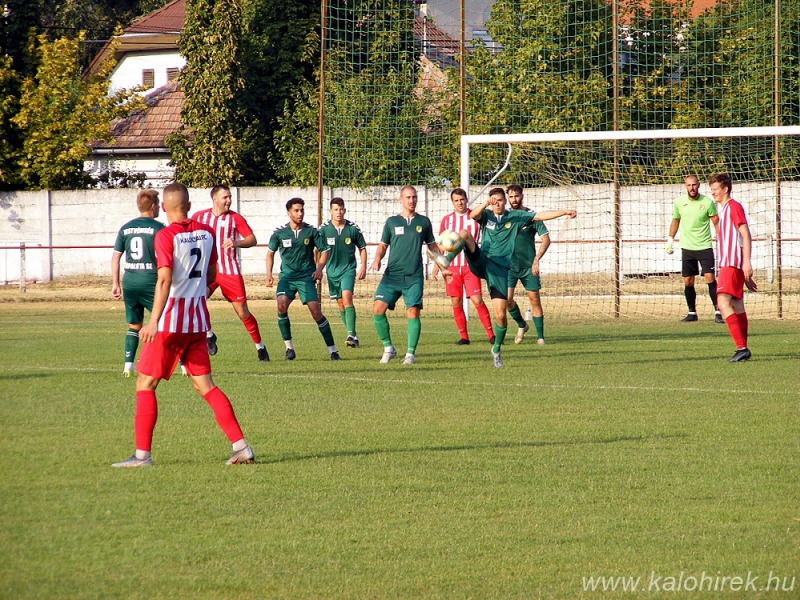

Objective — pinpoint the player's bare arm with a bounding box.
[370,243,388,272]
[357,247,368,280]
[111,251,123,299]
[469,197,492,221]
[532,234,551,276]
[265,249,275,287]
[739,222,754,282]
[534,209,577,221]
[223,232,256,250]
[314,249,329,282]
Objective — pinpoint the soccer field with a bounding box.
[0,300,797,599]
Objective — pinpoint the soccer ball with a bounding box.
[438,229,460,252]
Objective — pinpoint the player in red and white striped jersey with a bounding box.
[431,188,495,345]
[709,173,757,363]
[112,183,254,468]
[192,185,268,361]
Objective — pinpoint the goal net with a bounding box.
[461,126,800,320]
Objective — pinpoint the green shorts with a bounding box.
[374,273,424,311]
[464,246,509,298]
[508,271,542,292]
[277,275,320,304]
[122,281,155,324]
[327,269,356,300]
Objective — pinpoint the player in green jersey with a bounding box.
[666,175,722,323]
[111,189,166,377]
[370,185,449,365]
[319,197,367,348]
[430,188,576,367]
[266,198,340,361]
[507,184,551,345]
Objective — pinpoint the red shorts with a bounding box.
[137,332,211,380]
[717,266,745,300]
[208,273,247,303]
[445,265,483,298]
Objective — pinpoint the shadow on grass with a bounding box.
[0,373,53,381]
[260,433,687,465]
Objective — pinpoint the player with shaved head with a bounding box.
[113,183,254,467]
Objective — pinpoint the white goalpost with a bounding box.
[460,126,800,320]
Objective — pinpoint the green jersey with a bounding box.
[113,217,164,289]
[475,209,537,268]
[268,222,329,278]
[380,213,435,278]
[510,208,549,276]
[672,194,716,250]
[319,219,367,280]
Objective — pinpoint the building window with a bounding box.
[167,67,180,82]
[142,69,154,88]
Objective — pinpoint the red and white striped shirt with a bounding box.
[439,211,480,268]
[191,209,253,276]
[154,220,217,334]
[716,199,748,269]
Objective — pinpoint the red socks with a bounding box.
[476,302,494,338]
[134,390,158,452]
[725,312,748,349]
[243,314,262,344]
[204,387,244,443]
[452,305,468,340]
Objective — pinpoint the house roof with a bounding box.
[414,16,460,59]
[126,0,186,34]
[85,0,186,77]
[92,80,185,150]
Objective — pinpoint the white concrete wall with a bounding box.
[1,184,797,283]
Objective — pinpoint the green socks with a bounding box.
[277,312,292,341]
[124,328,139,362]
[533,315,544,339]
[373,313,392,347]
[316,317,335,347]
[407,317,421,355]
[344,306,357,336]
[508,304,527,328]
[492,324,507,354]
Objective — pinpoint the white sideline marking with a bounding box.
[0,365,791,397]
[227,371,789,397]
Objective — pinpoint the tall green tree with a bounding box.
[167,0,247,187]
[273,0,430,188]
[239,0,319,184]
[665,0,799,178]
[11,33,142,190]
[0,56,22,187]
[436,0,613,186]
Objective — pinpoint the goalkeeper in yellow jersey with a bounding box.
[666,175,722,323]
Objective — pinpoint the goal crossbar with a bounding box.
[460,126,800,191]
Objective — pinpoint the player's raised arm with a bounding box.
[533,209,577,222]
[469,196,492,221]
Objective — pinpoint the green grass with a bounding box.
[1,301,797,599]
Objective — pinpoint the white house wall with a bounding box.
[108,49,185,94]
[84,154,176,188]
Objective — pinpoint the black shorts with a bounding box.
[681,248,715,278]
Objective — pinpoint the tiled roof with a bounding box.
[92,80,185,150]
[126,0,186,34]
[414,16,460,58]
